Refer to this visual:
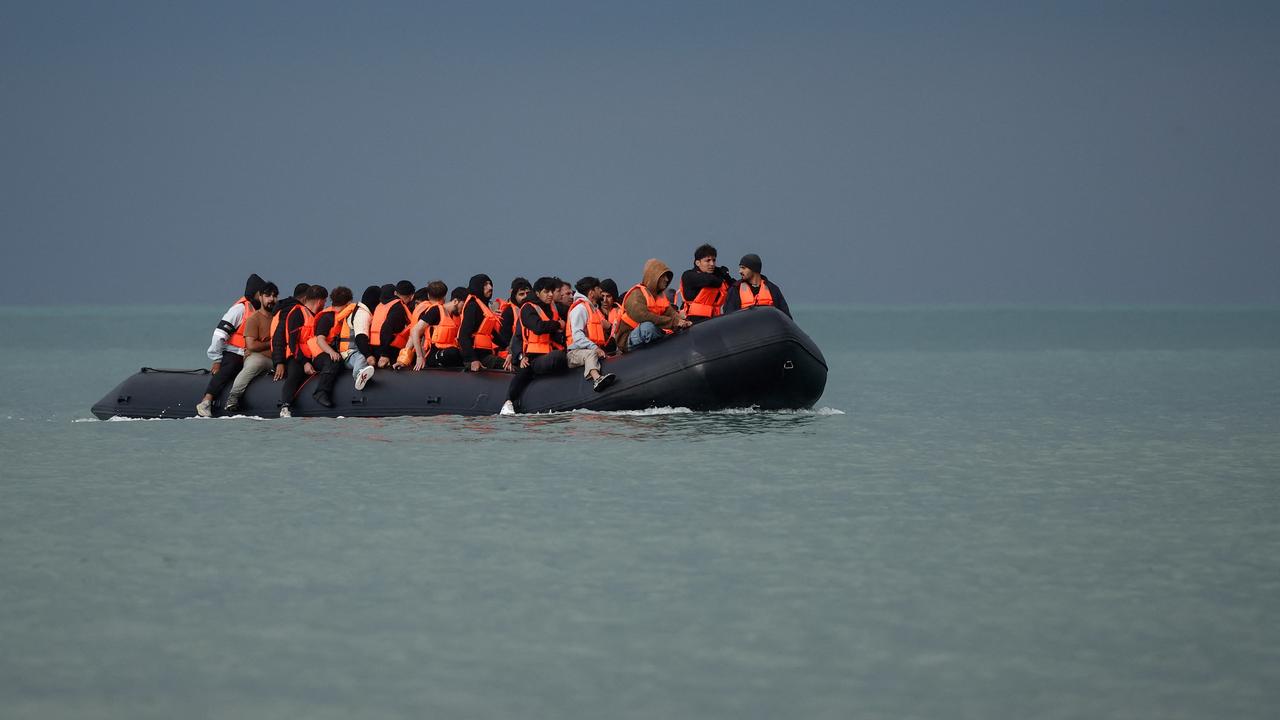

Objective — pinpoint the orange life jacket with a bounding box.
[369,299,411,349]
[567,298,607,348]
[462,295,500,351]
[619,284,674,335]
[396,301,442,365]
[283,304,314,360]
[604,305,622,331]
[431,308,461,349]
[303,304,356,359]
[679,280,728,318]
[226,297,254,349]
[522,303,564,356]
[738,281,775,309]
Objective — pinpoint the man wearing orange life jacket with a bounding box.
[413,286,469,369]
[500,277,571,415]
[342,285,380,391]
[370,280,416,369]
[599,278,622,354]
[270,283,311,380]
[458,273,505,372]
[299,285,355,409]
[496,277,532,363]
[565,276,618,392]
[677,243,735,325]
[277,284,328,418]
[395,286,436,369]
[611,259,691,353]
[223,281,279,414]
[196,273,267,417]
[722,253,792,319]
[553,278,573,321]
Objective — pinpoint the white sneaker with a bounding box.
[355,365,375,391]
[195,400,212,418]
[279,404,292,418]
[499,400,516,416]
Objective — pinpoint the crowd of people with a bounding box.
[195,245,789,417]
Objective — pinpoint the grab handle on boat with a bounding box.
[782,360,795,370]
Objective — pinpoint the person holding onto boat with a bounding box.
[678,243,734,324]
[415,287,469,369]
[343,285,379,390]
[394,286,436,369]
[612,259,690,353]
[299,285,354,409]
[566,277,618,392]
[370,280,416,369]
[458,274,505,372]
[195,273,267,417]
[500,277,570,415]
[278,284,328,418]
[598,278,622,354]
[222,281,278,415]
[270,283,311,381]
[496,277,532,362]
[722,253,791,319]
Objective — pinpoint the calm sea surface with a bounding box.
[2,305,1278,719]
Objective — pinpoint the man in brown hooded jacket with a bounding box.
[611,259,691,352]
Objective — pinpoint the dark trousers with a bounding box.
[310,354,343,399]
[204,350,244,397]
[424,347,463,368]
[279,358,309,407]
[505,351,568,406]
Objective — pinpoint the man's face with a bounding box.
[601,291,616,307]
[259,292,277,312]
[513,288,529,304]
[397,292,414,307]
[536,287,555,305]
[556,285,572,304]
[587,286,602,303]
[696,255,717,273]
[483,281,493,300]
[739,266,758,283]
[444,298,460,315]
[656,273,671,293]
[307,298,325,312]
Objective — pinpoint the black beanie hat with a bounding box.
[395,280,416,296]
[738,254,763,273]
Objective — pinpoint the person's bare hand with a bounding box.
[502,356,514,372]
[273,365,284,381]
[414,357,425,371]
[304,362,315,376]
[519,356,530,369]
[327,350,340,361]
[595,347,606,358]
[210,361,221,374]
[469,360,482,372]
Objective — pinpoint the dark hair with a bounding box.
[413,287,431,302]
[600,278,619,297]
[533,276,559,293]
[305,284,328,302]
[261,281,279,296]
[450,287,469,302]
[575,276,601,295]
[330,286,353,305]
[557,277,572,290]
[395,280,415,296]
[426,281,448,300]
[694,243,717,261]
[510,277,531,291]
[293,282,311,299]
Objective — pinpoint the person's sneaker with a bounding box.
[279,404,292,418]
[499,400,516,415]
[592,373,617,392]
[314,391,334,408]
[195,399,212,417]
[354,365,375,391]
[223,400,240,414]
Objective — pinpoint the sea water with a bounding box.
[2,305,1278,719]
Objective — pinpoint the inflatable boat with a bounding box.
[91,307,826,419]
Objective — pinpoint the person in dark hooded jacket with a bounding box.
[270,283,310,378]
[196,273,266,417]
[458,273,505,371]
[721,253,791,318]
[372,280,416,367]
[500,277,570,414]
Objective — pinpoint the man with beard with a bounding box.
[196,273,266,417]
[722,253,792,319]
[223,281,278,414]
[458,273,505,372]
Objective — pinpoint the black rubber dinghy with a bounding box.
[92,307,826,419]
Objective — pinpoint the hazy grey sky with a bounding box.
[3,1,1277,304]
